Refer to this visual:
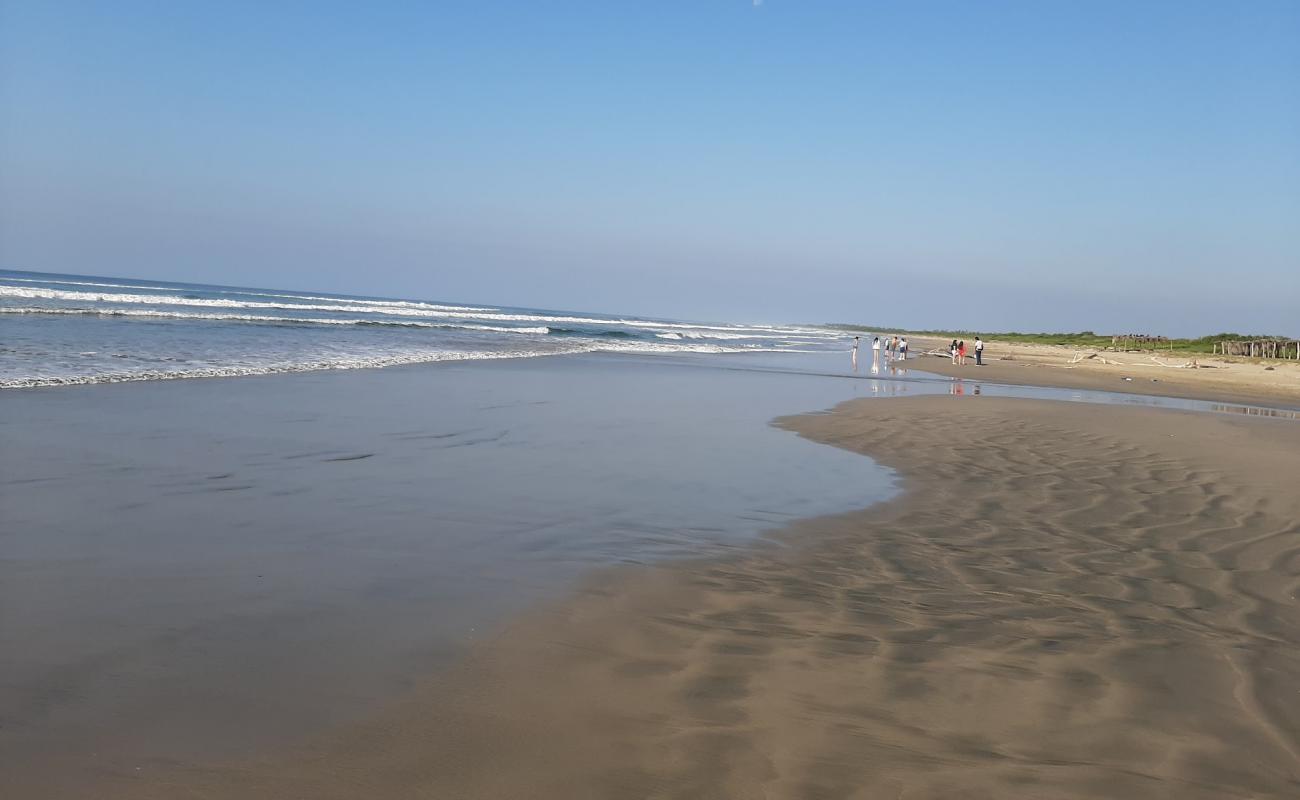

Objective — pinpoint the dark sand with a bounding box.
[70,395,1300,799]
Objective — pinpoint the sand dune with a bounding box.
[76,397,1300,799]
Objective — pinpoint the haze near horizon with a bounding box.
[1,1,1296,335]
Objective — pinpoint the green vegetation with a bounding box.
[823,325,1293,355]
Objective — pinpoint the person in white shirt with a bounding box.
[975,336,984,365]
[851,336,860,370]
[898,337,908,360]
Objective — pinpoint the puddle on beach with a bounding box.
[695,350,1300,420]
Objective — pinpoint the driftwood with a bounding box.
[1066,352,1196,369]
[1147,356,1196,369]
[1075,355,1130,366]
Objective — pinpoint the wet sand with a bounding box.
[0,353,895,797]
[76,394,1300,799]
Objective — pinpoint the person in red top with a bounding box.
[958,340,967,366]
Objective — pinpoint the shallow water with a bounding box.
[695,350,1300,418]
[2,351,900,773]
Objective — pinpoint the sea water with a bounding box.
[1,269,845,387]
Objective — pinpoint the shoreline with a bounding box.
[72,393,1300,799]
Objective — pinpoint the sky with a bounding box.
[1,1,1297,335]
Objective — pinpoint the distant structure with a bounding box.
[1110,334,1169,351]
[1214,339,1300,360]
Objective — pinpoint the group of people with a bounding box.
[949,337,984,366]
[850,335,908,370]
[851,334,985,369]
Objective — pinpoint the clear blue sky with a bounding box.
[2,1,1297,334]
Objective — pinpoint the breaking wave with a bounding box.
[1,269,846,389]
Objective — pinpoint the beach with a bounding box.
[6,1,1298,795]
[903,336,1300,407]
[6,354,1299,798]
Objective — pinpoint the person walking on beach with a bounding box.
[898,337,908,361]
[958,340,967,366]
[950,340,959,364]
[851,336,860,370]
[975,336,984,366]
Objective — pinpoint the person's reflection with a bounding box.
[951,379,965,396]
[973,384,982,395]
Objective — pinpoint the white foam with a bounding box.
[1,285,832,339]
[0,347,587,389]
[1,286,499,318]
[0,307,549,334]
[0,333,813,389]
[0,277,495,312]
[654,330,802,341]
[586,340,795,356]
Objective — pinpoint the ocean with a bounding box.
[0,269,845,388]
